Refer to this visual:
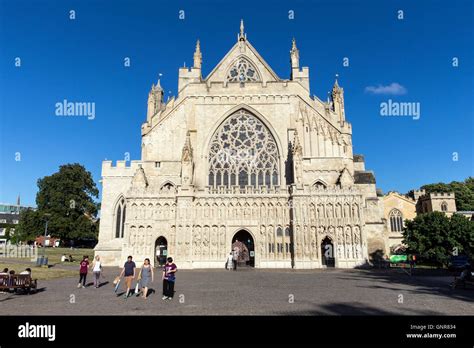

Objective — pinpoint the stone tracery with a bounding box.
[226,57,260,82]
[208,109,279,188]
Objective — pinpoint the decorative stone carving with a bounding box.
[132,166,148,189]
[338,167,353,189]
[181,131,194,186]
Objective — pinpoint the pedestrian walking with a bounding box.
[226,252,233,270]
[77,256,89,288]
[137,258,154,299]
[119,255,136,299]
[162,257,177,300]
[91,255,103,288]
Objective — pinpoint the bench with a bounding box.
[0,274,38,294]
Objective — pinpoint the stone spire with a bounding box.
[331,74,345,122]
[292,130,303,157]
[147,78,164,122]
[332,74,341,93]
[155,78,163,91]
[290,37,300,69]
[193,39,202,69]
[238,19,246,41]
[181,131,193,162]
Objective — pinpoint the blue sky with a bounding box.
[0,0,473,207]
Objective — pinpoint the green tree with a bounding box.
[449,213,474,258]
[12,209,43,243]
[15,163,99,243]
[403,211,474,267]
[402,212,453,267]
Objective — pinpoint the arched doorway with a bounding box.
[155,236,167,267]
[232,230,255,267]
[321,236,335,268]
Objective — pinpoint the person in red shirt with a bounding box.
[77,256,89,288]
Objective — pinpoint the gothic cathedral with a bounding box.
[96,21,386,268]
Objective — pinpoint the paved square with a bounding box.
[1,268,472,315]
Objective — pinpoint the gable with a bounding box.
[205,40,281,84]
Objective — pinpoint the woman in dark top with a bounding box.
[162,257,177,300]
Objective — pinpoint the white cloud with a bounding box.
[365,82,407,95]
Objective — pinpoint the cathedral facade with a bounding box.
[95,22,386,268]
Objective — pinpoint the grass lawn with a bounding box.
[0,263,77,281]
[37,247,95,265]
[1,247,94,281]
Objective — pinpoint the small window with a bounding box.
[441,202,448,212]
[115,198,126,238]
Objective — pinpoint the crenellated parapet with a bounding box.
[101,160,143,177]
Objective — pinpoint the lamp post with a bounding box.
[42,213,51,259]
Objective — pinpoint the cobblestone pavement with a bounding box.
[1,268,472,315]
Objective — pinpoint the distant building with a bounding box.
[413,190,457,216]
[0,199,36,245]
[382,189,458,253]
[35,236,60,247]
[382,192,417,253]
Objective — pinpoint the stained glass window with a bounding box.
[208,109,279,188]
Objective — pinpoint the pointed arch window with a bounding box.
[115,198,126,238]
[226,57,261,83]
[441,202,448,212]
[208,109,279,188]
[389,209,403,232]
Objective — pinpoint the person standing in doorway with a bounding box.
[226,252,233,270]
[91,255,103,288]
[232,243,240,271]
[77,256,89,288]
[162,257,177,300]
[119,255,136,299]
[137,258,154,299]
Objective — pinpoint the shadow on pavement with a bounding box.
[344,269,474,303]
